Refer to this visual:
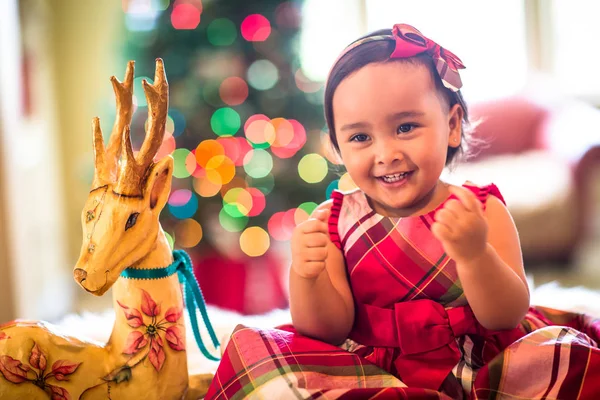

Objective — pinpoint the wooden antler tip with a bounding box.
[92,117,100,127]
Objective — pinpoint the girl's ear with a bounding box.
[448,103,464,148]
[144,156,174,211]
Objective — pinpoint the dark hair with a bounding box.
[324,29,473,166]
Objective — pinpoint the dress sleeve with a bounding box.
[328,190,344,250]
[463,183,506,210]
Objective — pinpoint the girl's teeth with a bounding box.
[382,172,407,183]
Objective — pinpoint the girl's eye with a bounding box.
[350,134,369,142]
[397,124,415,134]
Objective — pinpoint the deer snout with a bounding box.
[74,268,87,284]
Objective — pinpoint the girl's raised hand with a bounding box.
[431,185,488,264]
[291,207,331,279]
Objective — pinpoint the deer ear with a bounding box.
[144,156,173,210]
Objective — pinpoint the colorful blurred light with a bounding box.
[174,218,203,247]
[219,207,249,232]
[298,201,318,217]
[223,187,253,217]
[270,117,294,148]
[243,149,273,178]
[211,107,241,136]
[171,3,201,30]
[168,188,192,206]
[219,77,249,106]
[244,119,275,147]
[154,131,176,161]
[295,69,323,93]
[172,148,192,178]
[326,179,339,199]
[245,174,275,195]
[168,190,198,219]
[193,173,222,197]
[298,153,328,184]
[220,176,248,197]
[195,139,224,167]
[246,187,266,217]
[185,151,199,176]
[247,60,279,90]
[267,211,290,241]
[207,18,237,46]
[206,155,235,185]
[169,109,186,137]
[240,226,270,257]
[294,207,310,225]
[339,172,358,191]
[241,14,271,42]
[271,119,306,158]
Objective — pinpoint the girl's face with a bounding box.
[332,61,462,217]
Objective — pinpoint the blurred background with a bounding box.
[0,0,599,323]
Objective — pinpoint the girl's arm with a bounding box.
[432,186,530,331]
[455,195,530,330]
[289,202,355,345]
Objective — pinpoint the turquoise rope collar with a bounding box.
[120,249,220,361]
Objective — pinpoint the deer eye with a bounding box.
[125,212,139,231]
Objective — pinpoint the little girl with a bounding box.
[205,24,600,399]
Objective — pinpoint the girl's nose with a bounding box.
[375,138,403,165]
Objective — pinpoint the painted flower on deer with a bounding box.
[0,342,81,400]
[117,289,185,372]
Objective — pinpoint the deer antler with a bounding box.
[115,58,169,197]
[92,61,135,188]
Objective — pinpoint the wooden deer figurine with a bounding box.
[0,59,219,399]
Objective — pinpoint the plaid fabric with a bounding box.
[205,184,600,399]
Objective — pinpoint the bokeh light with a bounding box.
[246,187,266,217]
[245,174,275,195]
[195,139,224,167]
[244,118,276,147]
[171,2,201,30]
[219,207,248,232]
[271,119,306,158]
[270,117,294,148]
[206,155,236,185]
[295,69,322,93]
[240,226,270,257]
[172,148,192,178]
[193,172,222,197]
[168,190,198,219]
[298,201,318,216]
[339,172,358,191]
[268,211,291,241]
[298,153,328,183]
[241,14,271,42]
[207,18,237,46]
[247,60,279,90]
[154,131,176,160]
[223,187,253,217]
[243,149,273,178]
[211,107,241,136]
[174,219,203,247]
[169,109,186,137]
[219,77,249,106]
[326,179,339,199]
[294,207,310,225]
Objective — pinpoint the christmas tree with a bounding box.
[119,0,347,264]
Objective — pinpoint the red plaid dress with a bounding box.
[205,184,600,399]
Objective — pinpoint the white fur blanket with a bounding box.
[56,280,600,375]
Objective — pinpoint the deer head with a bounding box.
[73,59,173,296]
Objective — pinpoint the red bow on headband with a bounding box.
[390,24,465,92]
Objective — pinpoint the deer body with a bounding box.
[0,60,214,399]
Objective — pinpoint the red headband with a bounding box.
[332,23,465,92]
